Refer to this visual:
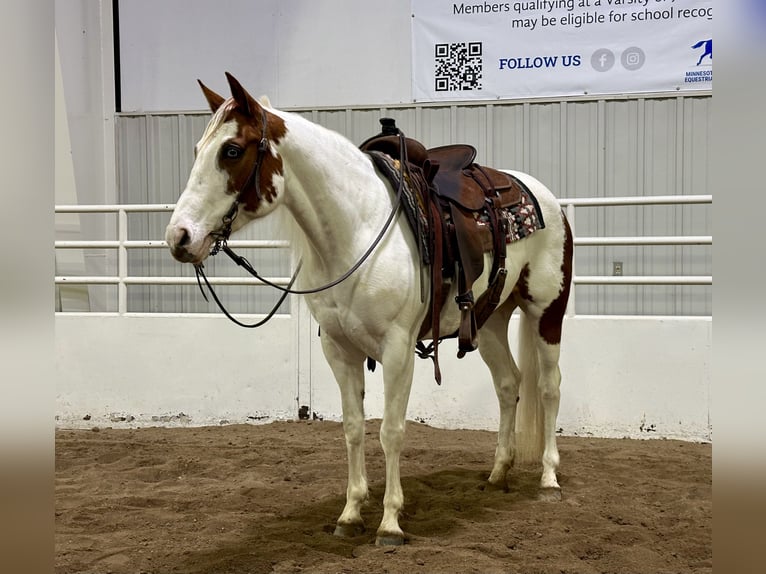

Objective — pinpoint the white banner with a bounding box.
[412,0,713,101]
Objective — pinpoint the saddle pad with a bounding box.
[502,180,545,243]
[367,150,431,264]
[502,181,546,242]
[472,176,546,243]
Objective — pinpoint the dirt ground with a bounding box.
[55,420,711,574]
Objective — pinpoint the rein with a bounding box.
[194,117,410,327]
[194,261,300,328]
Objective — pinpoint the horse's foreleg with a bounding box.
[321,336,368,538]
[477,303,520,486]
[376,341,416,546]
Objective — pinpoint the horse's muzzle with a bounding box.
[166,225,210,264]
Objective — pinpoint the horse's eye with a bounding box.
[223,145,243,159]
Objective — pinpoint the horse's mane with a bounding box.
[266,106,381,272]
[198,100,238,150]
[281,109,372,169]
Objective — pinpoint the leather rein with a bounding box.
[193,111,409,328]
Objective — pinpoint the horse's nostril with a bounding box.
[178,228,191,247]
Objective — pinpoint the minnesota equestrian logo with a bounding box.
[691,39,712,66]
[685,39,712,85]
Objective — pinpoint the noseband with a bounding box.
[194,112,409,328]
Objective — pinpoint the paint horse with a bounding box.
[166,73,573,546]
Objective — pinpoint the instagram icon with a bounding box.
[621,47,646,71]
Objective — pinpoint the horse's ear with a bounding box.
[198,80,225,113]
[225,72,258,117]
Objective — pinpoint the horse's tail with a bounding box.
[514,311,544,466]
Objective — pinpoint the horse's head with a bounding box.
[166,73,286,264]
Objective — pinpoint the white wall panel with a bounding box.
[118,0,412,111]
[491,104,526,174]
[308,316,712,441]
[57,315,711,442]
[56,315,300,426]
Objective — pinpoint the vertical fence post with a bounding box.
[118,208,128,314]
[566,202,576,318]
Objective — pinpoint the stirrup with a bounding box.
[455,291,478,357]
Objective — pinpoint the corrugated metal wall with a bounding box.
[116,94,711,316]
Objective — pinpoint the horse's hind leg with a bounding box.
[533,226,571,491]
[321,335,369,538]
[514,311,564,495]
[477,300,521,485]
[535,330,563,490]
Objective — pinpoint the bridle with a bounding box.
[208,106,270,256]
[193,109,409,328]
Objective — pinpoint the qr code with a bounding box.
[434,42,483,92]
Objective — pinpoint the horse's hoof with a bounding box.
[334,521,366,538]
[375,532,406,546]
[487,469,508,486]
[538,487,562,502]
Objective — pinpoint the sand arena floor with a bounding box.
[55,420,711,574]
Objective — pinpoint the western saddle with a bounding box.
[360,118,527,384]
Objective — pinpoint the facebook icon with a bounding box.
[591,49,615,72]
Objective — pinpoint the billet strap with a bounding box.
[473,268,508,328]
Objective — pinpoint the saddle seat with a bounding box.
[429,145,520,211]
[360,118,524,383]
[426,143,476,172]
[359,134,521,212]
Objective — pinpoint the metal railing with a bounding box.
[559,195,712,316]
[55,195,712,316]
[55,204,291,315]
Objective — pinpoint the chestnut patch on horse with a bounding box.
[219,102,287,212]
[539,214,574,345]
[513,264,533,303]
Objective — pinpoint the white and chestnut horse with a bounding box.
[166,73,572,546]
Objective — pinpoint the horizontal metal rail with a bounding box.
[574,236,711,246]
[55,276,290,286]
[55,239,290,249]
[56,237,711,249]
[55,204,176,213]
[558,195,712,207]
[55,196,713,315]
[574,276,712,286]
